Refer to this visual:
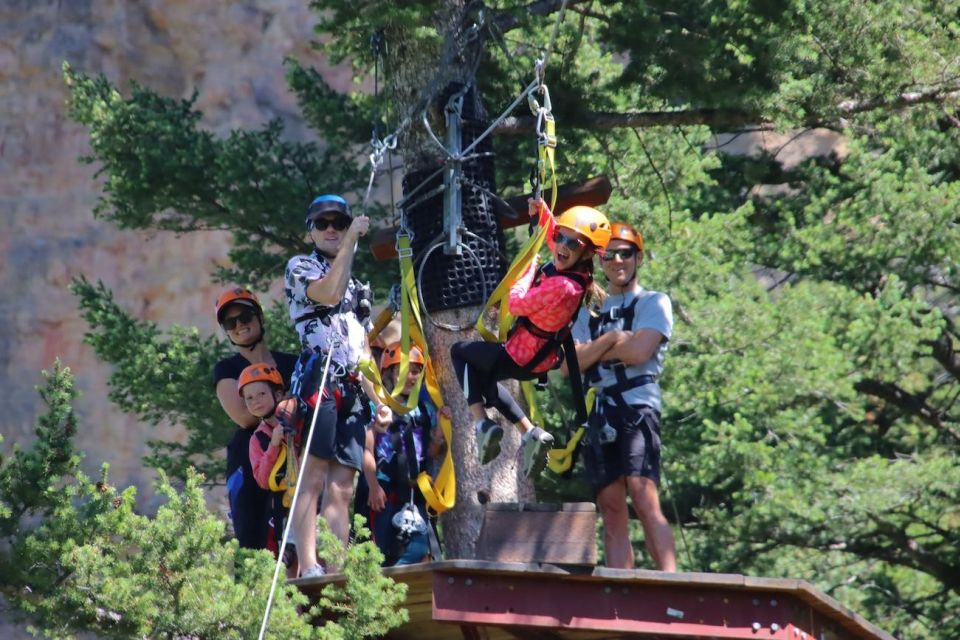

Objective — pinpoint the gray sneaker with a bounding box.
[475,419,504,465]
[300,563,326,579]
[520,427,555,478]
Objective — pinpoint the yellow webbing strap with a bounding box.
[267,443,287,493]
[540,111,558,213]
[361,237,424,415]
[361,233,455,514]
[474,202,555,343]
[546,387,596,474]
[415,358,454,514]
[266,433,300,508]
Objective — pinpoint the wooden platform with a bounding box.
[294,560,895,640]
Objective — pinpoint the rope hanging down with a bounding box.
[258,331,341,640]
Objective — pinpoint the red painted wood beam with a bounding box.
[432,570,832,639]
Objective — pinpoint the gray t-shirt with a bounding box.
[572,285,672,411]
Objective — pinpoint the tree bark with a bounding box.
[384,1,534,560]
[427,310,532,559]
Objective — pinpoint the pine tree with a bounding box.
[0,362,407,639]
[62,2,960,637]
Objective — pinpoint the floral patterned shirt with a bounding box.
[284,249,372,369]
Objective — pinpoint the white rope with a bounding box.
[257,246,362,640]
[256,339,336,640]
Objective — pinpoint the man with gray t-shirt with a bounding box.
[570,221,677,571]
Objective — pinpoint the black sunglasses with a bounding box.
[222,308,257,330]
[552,229,587,252]
[311,216,350,232]
[601,247,637,262]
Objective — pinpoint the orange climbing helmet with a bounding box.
[379,342,426,370]
[215,287,262,324]
[555,206,612,251]
[237,363,284,395]
[608,222,644,253]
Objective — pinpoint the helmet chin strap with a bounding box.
[260,403,278,420]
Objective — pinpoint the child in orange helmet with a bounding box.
[239,363,299,577]
[212,286,297,551]
[450,204,611,478]
[357,342,448,566]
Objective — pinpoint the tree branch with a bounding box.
[493,0,594,34]
[494,88,960,134]
[854,378,960,445]
[928,326,960,381]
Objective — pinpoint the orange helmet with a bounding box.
[237,363,283,395]
[608,222,644,252]
[555,206,612,251]
[215,287,262,324]
[379,342,426,370]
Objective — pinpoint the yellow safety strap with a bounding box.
[546,387,596,474]
[360,234,456,514]
[539,111,558,213]
[267,444,287,493]
[266,432,300,508]
[474,202,555,343]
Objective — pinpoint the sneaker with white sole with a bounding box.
[475,419,504,465]
[520,426,554,478]
[300,563,326,579]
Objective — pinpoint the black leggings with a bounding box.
[450,341,537,424]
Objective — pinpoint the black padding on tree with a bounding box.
[403,85,507,312]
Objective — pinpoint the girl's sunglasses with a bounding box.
[552,229,587,252]
[222,308,257,330]
[601,247,637,262]
[311,216,350,232]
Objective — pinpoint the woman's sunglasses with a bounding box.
[310,216,350,232]
[552,229,587,252]
[222,308,257,330]
[601,247,637,262]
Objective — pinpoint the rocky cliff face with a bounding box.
[0,0,348,521]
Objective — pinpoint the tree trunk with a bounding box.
[383,2,533,559]
[426,311,534,559]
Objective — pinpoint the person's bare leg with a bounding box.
[627,475,677,572]
[318,462,357,570]
[292,454,328,573]
[597,478,634,568]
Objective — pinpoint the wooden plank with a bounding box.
[481,502,596,512]
[476,509,597,566]
[298,560,896,640]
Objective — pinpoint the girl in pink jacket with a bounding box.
[450,205,611,477]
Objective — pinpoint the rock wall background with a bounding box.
[0,0,343,490]
[0,3,350,632]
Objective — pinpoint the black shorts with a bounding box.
[306,379,370,471]
[582,402,662,492]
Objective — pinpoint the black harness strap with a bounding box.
[294,307,333,325]
[509,263,590,372]
[585,294,659,410]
